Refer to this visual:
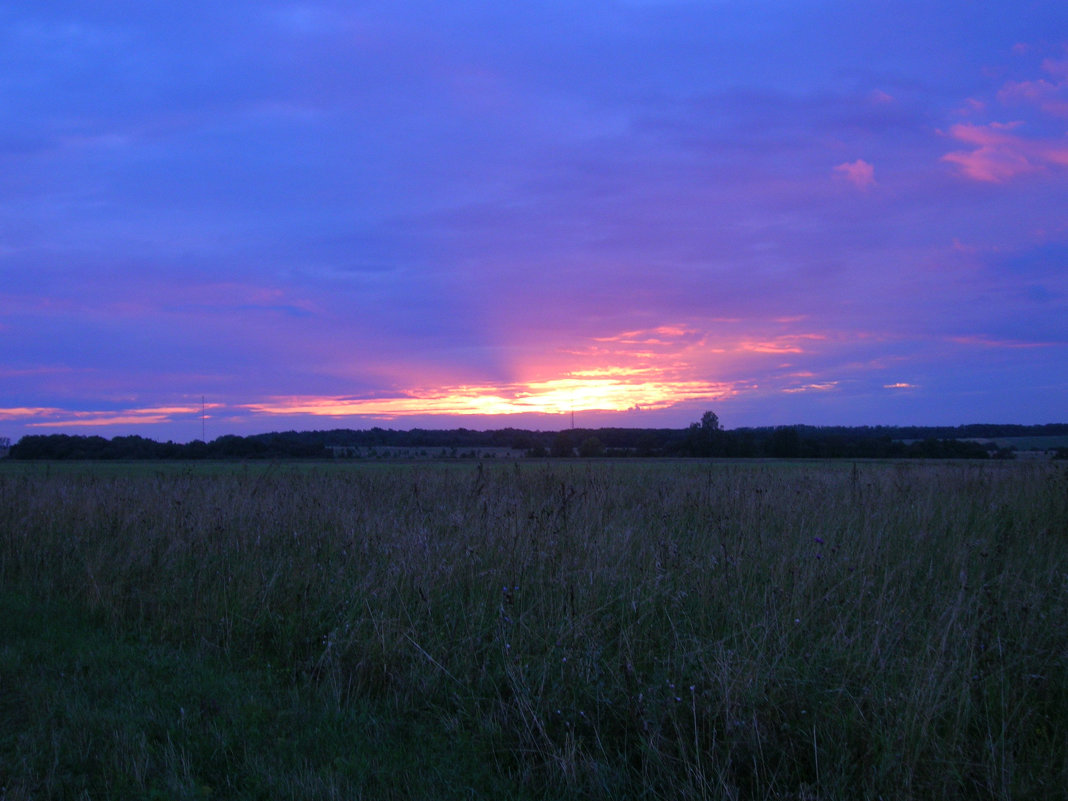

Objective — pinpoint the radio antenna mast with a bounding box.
[201,396,206,442]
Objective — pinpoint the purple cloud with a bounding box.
[834,159,876,189]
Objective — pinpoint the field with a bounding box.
[1,459,1066,800]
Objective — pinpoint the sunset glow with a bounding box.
[248,376,737,419]
[2,2,1066,441]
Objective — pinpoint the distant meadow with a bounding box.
[2,459,1065,799]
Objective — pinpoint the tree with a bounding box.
[636,432,658,457]
[550,431,575,457]
[769,426,802,458]
[578,436,604,457]
[684,411,725,456]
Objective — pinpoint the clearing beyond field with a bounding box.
[1,460,1065,799]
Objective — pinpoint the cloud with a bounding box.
[956,97,987,116]
[998,59,1068,118]
[0,407,66,421]
[943,51,1068,182]
[781,382,838,394]
[941,122,1037,181]
[941,121,1068,182]
[1044,57,1068,80]
[7,404,209,429]
[948,335,1056,349]
[593,325,702,345]
[244,376,740,419]
[833,159,875,189]
[735,334,827,355]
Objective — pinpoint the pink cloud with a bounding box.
[0,407,65,420]
[947,120,1024,145]
[957,97,987,116]
[994,52,1068,117]
[949,335,1054,349]
[998,77,1068,118]
[1043,57,1068,80]
[833,159,875,189]
[945,52,1068,181]
[2,403,218,429]
[941,122,1068,182]
[735,333,828,356]
[781,382,838,394]
[593,325,704,348]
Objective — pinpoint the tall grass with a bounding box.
[2,460,1065,799]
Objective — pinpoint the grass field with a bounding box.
[1,459,1066,799]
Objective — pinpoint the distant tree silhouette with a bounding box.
[769,426,802,458]
[551,431,575,457]
[8,421,1052,461]
[578,436,604,457]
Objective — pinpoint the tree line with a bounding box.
[7,417,1066,460]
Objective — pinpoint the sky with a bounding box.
[2,1,1067,442]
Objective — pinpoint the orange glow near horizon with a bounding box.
[2,324,846,430]
[244,375,739,419]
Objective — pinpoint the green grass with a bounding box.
[0,590,534,800]
[2,459,1066,799]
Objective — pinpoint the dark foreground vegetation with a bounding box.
[10,419,1068,460]
[1,460,1065,799]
